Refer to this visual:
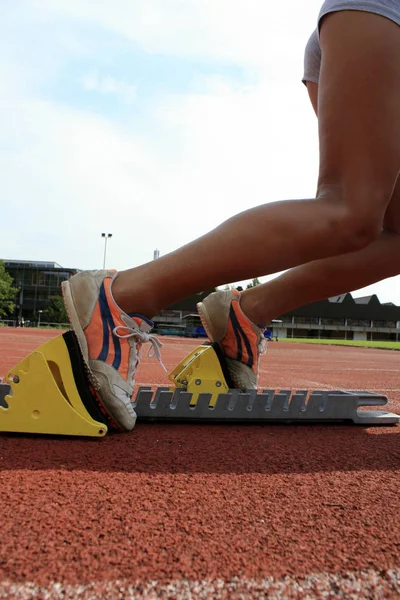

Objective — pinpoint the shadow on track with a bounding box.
[1,423,399,474]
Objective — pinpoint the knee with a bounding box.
[337,210,382,251]
[318,186,386,253]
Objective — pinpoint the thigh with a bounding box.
[316,10,400,215]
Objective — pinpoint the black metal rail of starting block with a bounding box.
[132,387,400,425]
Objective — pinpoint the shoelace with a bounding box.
[113,325,167,380]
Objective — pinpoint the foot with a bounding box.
[197,289,266,390]
[62,270,163,431]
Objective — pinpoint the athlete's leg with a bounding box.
[112,11,400,320]
[241,171,400,325]
[240,10,400,323]
[241,226,400,325]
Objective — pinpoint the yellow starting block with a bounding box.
[0,332,108,437]
[168,343,230,407]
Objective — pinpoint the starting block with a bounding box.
[0,332,399,437]
[0,332,108,437]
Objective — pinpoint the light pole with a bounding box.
[38,310,43,327]
[101,233,112,269]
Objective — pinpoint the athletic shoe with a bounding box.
[197,289,266,390]
[61,270,163,431]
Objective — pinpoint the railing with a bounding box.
[37,322,70,329]
[0,320,15,327]
[0,320,70,329]
[279,322,399,333]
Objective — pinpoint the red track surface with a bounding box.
[0,328,399,598]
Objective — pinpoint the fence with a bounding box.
[0,320,70,329]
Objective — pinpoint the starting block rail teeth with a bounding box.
[132,387,400,425]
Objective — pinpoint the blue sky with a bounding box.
[1,0,400,305]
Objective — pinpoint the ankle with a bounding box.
[239,290,271,327]
[111,273,159,319]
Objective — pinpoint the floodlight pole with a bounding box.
[101,233,113,269]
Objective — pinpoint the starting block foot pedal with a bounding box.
[167,343,231,406]
[0,331,108,437]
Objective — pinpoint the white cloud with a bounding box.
[0,59,319,274]
[154,73,319,224]
[30,0,322,70]
[81,72,137,103]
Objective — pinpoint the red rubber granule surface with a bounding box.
[0,329,399,599]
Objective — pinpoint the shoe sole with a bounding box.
[61,280,100,390]
[196,301,217,343]
[197,300,259,392]
[197,302,242,390]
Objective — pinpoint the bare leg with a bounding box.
[113,197,363,316]
[241,229,400,324]
[112,11,400,319]
[242,160,400,324]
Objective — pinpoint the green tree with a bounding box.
[246,277,261,289]
[44,295,68,324]
[0,261,17,318]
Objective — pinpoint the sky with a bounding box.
[1,0,400,305]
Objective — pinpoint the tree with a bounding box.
[44,295,68,324]
[0,261,17,318]
[246,277,261,289]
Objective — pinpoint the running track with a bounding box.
[0,328,399,599]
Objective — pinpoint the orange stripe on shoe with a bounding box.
[235,309,259,373]
[117,331,131,380]
[105,321,116,367]
[229,294,259,370]
[104,276,133,379]
[224,315,240,360]
[85,301,104,358]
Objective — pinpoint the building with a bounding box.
[165,290,400,342]
[3,260,78,323]
[152,289,216,335]
[272,293,400,341]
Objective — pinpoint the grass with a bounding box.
[280,338,400,350]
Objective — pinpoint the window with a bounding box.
[320,318,345,326]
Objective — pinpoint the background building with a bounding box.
[278,293,400,342]
[165,291,400,342]
[3,260,78,323]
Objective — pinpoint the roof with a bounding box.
[3,259,62,268]
[354,296,373,304]
[328,294,349,303]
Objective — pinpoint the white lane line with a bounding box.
[1,570,399,599]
